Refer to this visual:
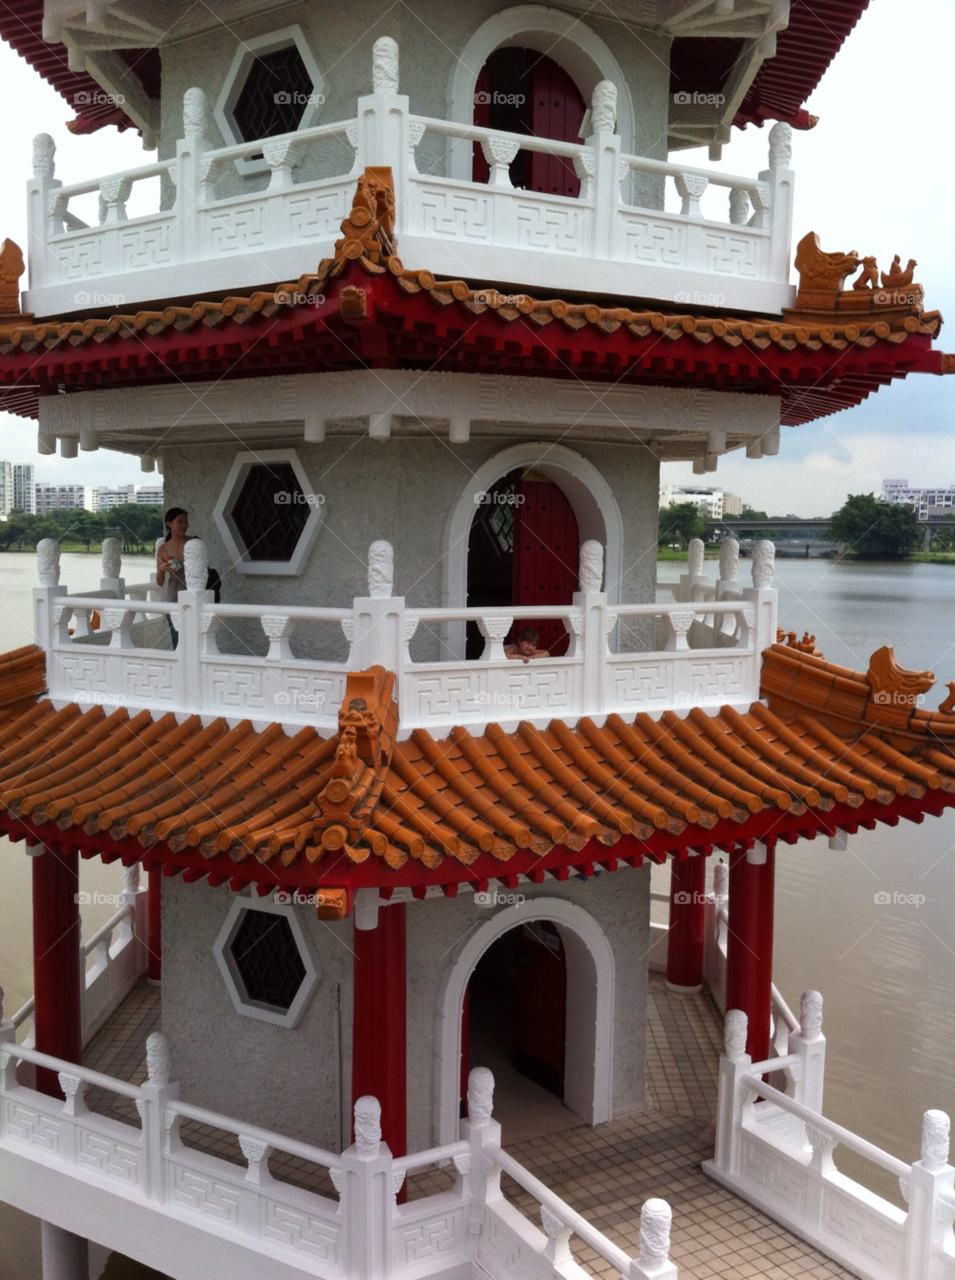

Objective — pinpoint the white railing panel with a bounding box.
[394,1194,470,1278]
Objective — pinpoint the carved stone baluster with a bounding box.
[58,1072,88,1117]
[262,138,304,191]
[99,177,133,224]
[407,120,426,174]
[477,615,513,661]
[480,137,520,188]
[675,172,708,218]
[806,1123,839,1174]
[71,607,91,641]
[103,606,135,650]
[729,187,751,225]
[573,149,596,200]
[663,609,695,652]
[199,610,221,655]
[239,1134,273,1186]
[261,614,296,661]
[539,1204,573,1264]
[95,927,113,972]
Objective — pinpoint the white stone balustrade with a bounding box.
[0,1042,674,1280]
[24,46,795,317]
[704,1005,955,1280]
[37,541,778,739]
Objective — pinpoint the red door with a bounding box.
[512,473,580,656]
[512,922,566,1096]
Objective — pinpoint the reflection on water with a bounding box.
[0,555,954,1272]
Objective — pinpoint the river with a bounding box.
[0,552,953,1274]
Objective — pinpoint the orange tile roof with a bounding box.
[1,645,954,895]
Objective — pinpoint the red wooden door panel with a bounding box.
[513,922,566,1096]
[512,475,579,656]
[527,57,585,197]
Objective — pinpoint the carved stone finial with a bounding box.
[184,539,208,593]
[124,861,141,894]
[750,539,775,588]
[354,1095,382,1155]
[182,87,209,140]
[591,80,617,135]
[768,122,792,171]
[639,1199,672,1264]
[0,239,26,318]
[32,133,56,180]
[579,540,604,593]
[467,1066,495,1125]
[101,536,122,580]
[724,1009,748,1060]
[146,1032,172,1087]
[687,538,705,577]
[372,37,399,94]
[37,538,60,586]
[367,539,394,598]
[799,990,823,1040]
[719,538,739,583]
[921,1110,950,1172]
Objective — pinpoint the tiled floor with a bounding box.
[84,976,856,1279]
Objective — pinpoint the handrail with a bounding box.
[1,1041,141,1100]
[613,599,751,617]
[11,997,34,1030]
[392,1139,468,1175]
[51,158,171,201]
[167,1097,342,1173]
[411,114,585,160]
[82,902,133,956]
[771,983,800,1034]
[740,1075,910,1179]
[488,1142,631,1273]
[620,150,768,195]
[206,602,351,621]
[57,594,178,616]
[201,118,357,167]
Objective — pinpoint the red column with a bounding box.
[353,902,406,1158]
[725,840,776,1062]
[33,846,82,1097]
[666,854,706,992]
[147,863,162,983]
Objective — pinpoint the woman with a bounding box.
[156,507,192,647]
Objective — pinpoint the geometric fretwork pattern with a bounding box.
[233,45,312,142]
[231,462,309,561]
[230,910,306,1011]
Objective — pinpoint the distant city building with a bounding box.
[91,483,165,511]
[13,463,35,515]
[882,478,955,519]
[0,461,12,520]
[659,484,743,519]
[34,484,93,515]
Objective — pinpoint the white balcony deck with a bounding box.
[24,46,795,318]
[32,541,778,739]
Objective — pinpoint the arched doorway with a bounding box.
[472,48,586,195]
[466,468,580,657]
[434,899,614,1144]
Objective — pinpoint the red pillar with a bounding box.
[33,846,82,1097]
[666,854,706,992]
[725,840,775,1062]
[353,902,406,1158]
[147,863,162,983]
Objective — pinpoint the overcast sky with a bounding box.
[0,0,951,514]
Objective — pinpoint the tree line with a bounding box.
[0,504,164,554]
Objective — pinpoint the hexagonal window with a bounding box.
[214,25,327,176]
[214,897,319,1028]
[213,448,324,576]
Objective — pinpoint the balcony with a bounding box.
[32,538,778,739]
[24,40,795,319]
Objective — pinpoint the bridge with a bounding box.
[704,516,954,554]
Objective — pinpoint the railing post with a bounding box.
[121,861,148,976]
[710,1009,751,1178]
[587,81,623,261]
[759,123,795,285]
[100,536,124,598]
[355,38,410,235]
[463,1068,502,1240]
[788,990,826,1112]
[743,540,777,698]
[27,133,59,293]
[34,539,62,654]
[173,87,211,270]
[569,539,609,716]
[349,541,409,685]
[629,1199,678,1279]
[339,1096,395,1280]
[139,1032,178,1203]
[178,539,212,713]
[903,1110,954,1280]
